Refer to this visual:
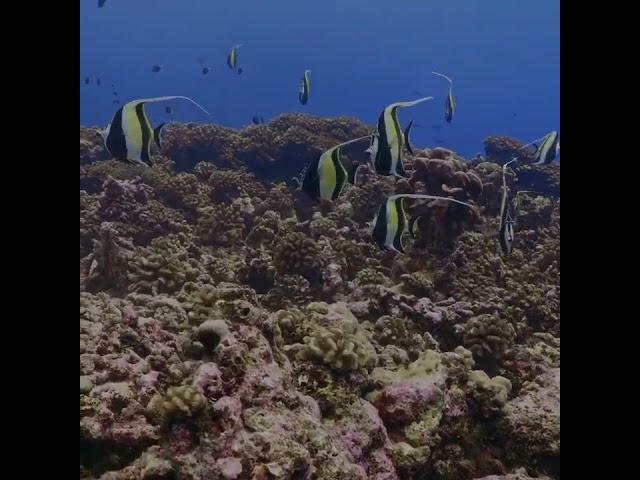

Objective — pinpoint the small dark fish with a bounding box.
[513,112,518,117]
[165,106,173,115]
[260,116,265,123]
[112,91,118,96]
[201,67,210,75]
[237,68,243,75]
[98,0,106,7]
[151,65,162,73]
[252,116,262,125]
[84,77,90,85]
[96,78,101,86]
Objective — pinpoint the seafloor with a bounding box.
[80,113,560,480]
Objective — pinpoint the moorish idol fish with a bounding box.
[366,97,433,177]
[153,123,167,149]
[98,0,106,8]
[404,120,415,155]
[227,45,242,73]
[299,69,311,105]
[371,194,475,254]
[101,96,209,167]
[498,159,518,255]
[432,72,456,123]
[300,135,371,202]
[532,131,559,165]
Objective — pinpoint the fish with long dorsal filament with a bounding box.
[432,71,456,123]
[299,135,372,202]
[371,194,476,254]
[100,96,209,166]
[365,97,433,178]
[299,69,311,105]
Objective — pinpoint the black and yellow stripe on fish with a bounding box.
[301,135,371,202]
[367,97,432,177]
[227,45,242,72]
[102,96,209,166]
[432,72,456,123]
[533,131,559,165]
[371,194,475,254]
[299,70,311,105]
[498,159,517,255]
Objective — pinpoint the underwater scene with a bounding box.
[80,1,559,479]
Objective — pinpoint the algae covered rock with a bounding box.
[146,385,207,423]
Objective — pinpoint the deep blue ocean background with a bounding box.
[80,0,559,159]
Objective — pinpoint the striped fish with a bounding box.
[371,194,475,254]
[227,45,242,73]
[432,72,456,123]
[153,123,167,149]
[367,97,433,177]
[101,96,209,166]
[498,159,517,255]
[533,131,559,165]
[299,70,311,105]
[301,135,371,202]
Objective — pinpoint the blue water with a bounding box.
[80,0,559,159]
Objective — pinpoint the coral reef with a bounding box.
[80,115,559,479]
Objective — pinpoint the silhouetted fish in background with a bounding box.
[202,67,209,75]
[151,65,162,73]
[252,116,265,125]
[165,106,173,116]
[98,0,106,7]
[227,45,242,73]
[299,70,311,105]
[96,78,101,86]
[85,77,90,85]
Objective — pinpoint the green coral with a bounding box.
[355,268,389,286]
[179,282,256,326]
[196,199,248,247]
[467,370,512,418]
[398,271,435,297]
[146,385,207,423]
[127,234,201,294]
[373,315,426,361]
[461,314,516,366]
[296,302,377,372]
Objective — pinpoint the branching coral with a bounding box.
[127,234,202,294]
[273,231,323,284]
[146,385,207,423]
[460,314,516,371]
